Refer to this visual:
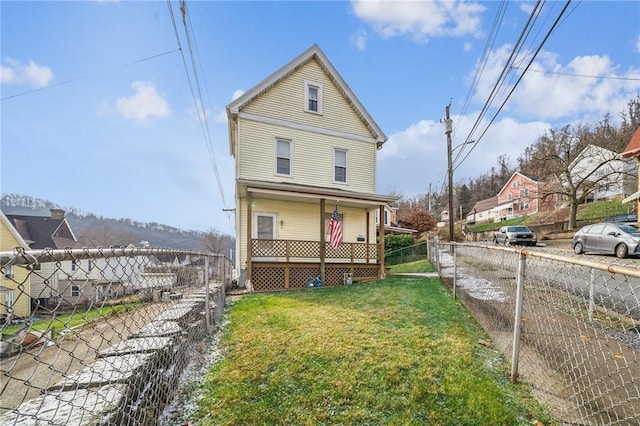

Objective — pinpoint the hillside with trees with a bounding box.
[397,96,640,234]
[1,194,234,254]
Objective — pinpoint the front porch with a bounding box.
[249,239,380,291]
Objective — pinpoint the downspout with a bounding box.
[246,192,252,288]
[379,204,385,278]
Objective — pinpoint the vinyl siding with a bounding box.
[0,223,31,317]
[243,58,373,139]
[238,197,376,266]
[237,119,376,193]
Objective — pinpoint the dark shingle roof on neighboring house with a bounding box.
[5,213,81,249]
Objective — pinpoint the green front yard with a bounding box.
[194,278,552,425]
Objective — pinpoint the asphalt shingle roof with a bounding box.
[5,214,81,249]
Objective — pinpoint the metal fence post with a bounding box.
[511,251,526,383]
[205,256,211,333]
[452,244,457,300]
[588,267,596,323]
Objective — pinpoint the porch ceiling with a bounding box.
[238,179,399,209]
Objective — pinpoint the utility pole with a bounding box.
[444,104,454,241]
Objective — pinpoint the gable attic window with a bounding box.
[334,148,347,183]
[304,80,323,114]
[276,139,292,176]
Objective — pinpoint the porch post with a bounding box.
[366,211,370,264]
[246,192,253,285]
[320,198,326,284]
[379,204,385,278]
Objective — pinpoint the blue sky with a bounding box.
[1,1,639,236]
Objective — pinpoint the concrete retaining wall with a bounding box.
[0,283,225,425]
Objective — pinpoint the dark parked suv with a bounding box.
[493,226,537,246]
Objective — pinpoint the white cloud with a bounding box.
[469,45,640,124]
[0,58,53,88]
[115,81,171,121]
[635,34,640,54]
[377,113,550,198]
[351,29,368,51]
[214,109,228,124]
[352,0,485,43]
[231,90,244,101]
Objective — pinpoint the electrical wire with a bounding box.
[452,0,544,169]
[453,0,574,172]
[166,0,229,217]
[511,67,640,81]
[0,50,177,101]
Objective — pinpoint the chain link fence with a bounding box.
[384,241,428,266]
[0,247,233,425]
[429,241,640,425]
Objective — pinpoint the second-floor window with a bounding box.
[71,260,78,271]
[507,193,513,202]
[304,80,323,114]
[276,139,291,176]
[334,149,347,183]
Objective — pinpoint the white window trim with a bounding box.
[333,148,348,184]
[5,291,14,312]
[253,213,277,239]
[304,80,323,115]
[274,138,293,177]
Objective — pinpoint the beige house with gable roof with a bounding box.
[227,44,398,291]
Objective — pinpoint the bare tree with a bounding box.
[523,124,636,229]
[200,228,234,255]
[76,226,137,248]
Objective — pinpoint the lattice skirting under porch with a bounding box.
[250,262,381,291]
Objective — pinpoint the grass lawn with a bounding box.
[195,278,551,425]
[1,302,139,335]
[388,259,435,273]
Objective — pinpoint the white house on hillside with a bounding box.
[569,144,637,202]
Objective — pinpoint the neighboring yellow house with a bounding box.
[0,211,31,319]
[227,44,398,291]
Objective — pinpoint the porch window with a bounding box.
[256,214,276,239]
[334,149,347,183]
[304,80,323,114]
[276,139,291,176]
[254,214,276,258]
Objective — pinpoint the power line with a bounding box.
[0,50,177,101]
[452,0,544,169]
[511,66,640,81]
[166,0,229,215]
[454,0,575,172]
